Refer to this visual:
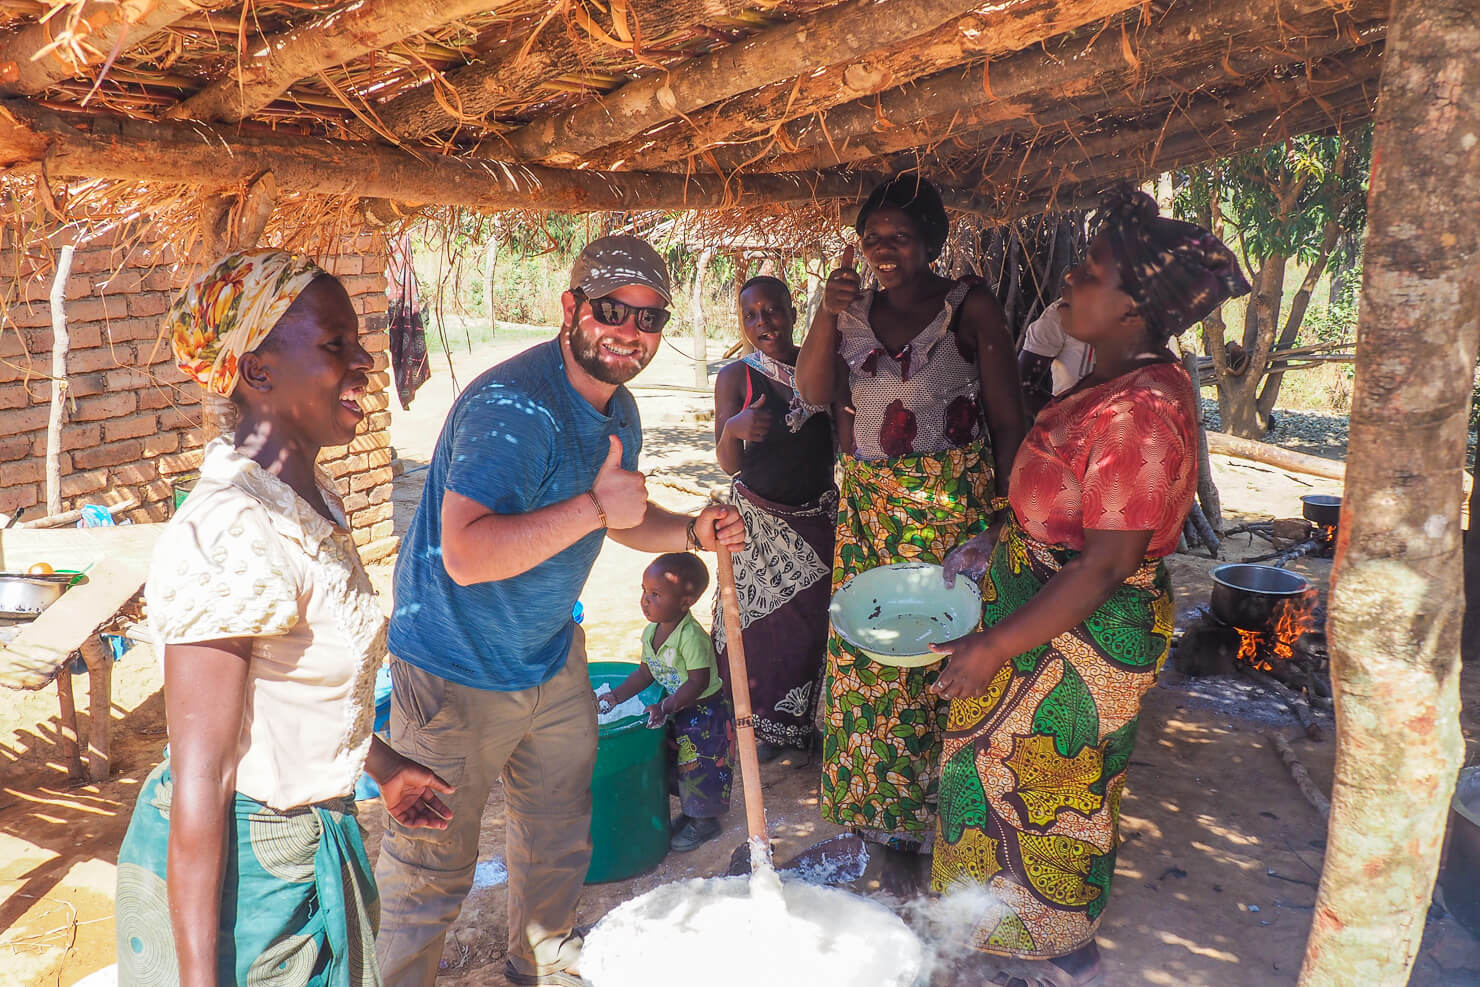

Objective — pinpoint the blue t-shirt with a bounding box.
[389,339,641,691]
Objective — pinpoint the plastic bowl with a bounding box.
[829,562,983,667]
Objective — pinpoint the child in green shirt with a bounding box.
[597,553,734,851]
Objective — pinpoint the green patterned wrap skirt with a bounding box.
[819,441,995,848]
[931,517,1173,958]
[116,762,381,985]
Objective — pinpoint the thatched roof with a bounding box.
[0,0,1387,246]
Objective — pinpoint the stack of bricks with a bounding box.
[0,228,398,561]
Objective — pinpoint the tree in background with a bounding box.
[1175,128,1370,438]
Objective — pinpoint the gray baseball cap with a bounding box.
[568,235,672,305]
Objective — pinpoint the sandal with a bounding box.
[670,816,722,852]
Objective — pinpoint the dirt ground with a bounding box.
[3,331,1479,986]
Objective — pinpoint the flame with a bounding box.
[1320,524,1337,543]
[1234,587,1319,670]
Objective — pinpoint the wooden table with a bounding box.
[0,526,160,782]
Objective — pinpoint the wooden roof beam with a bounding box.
[989,80,1379,221]
[725,0,1388,175]
[169,0,518,124]
[497,0,997,166]
[893,42,1384,191]
[0,98,884,212]
[0,0,211,95]
[590,0,1144,171]
[370,0,706,142]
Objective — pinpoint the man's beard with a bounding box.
[567,321,653,385]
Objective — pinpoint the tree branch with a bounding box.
[169,0,515,124]
[496,0,996,165]
[0,0,209,95]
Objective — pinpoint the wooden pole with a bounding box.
[82,637,112,783]
[714,548,770,869]
[1299,1,1479,982]
[45,244,73,518]
[55,665,84,780]
[691,247,714,390]
[0,98,882,215]
[1205,432,1347,482]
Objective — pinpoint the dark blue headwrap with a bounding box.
[1091,184,1251,340]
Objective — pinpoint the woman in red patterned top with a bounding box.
[927,186,1250,987]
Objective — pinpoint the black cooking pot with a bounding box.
[1210,563,1312,631]
[1301,494,1342,527]
[1438,766,1480,939]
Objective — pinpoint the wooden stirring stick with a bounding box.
[715,547,771,871]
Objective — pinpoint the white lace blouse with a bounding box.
[146,439,386,810]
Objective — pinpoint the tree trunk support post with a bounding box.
[1300,2,1480,983]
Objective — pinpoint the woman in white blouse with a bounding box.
[116,251,452,987]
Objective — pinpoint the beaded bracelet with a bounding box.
[685,516,700,551]
[990,496,1010,513]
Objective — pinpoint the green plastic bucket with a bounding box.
[586,660,669,884]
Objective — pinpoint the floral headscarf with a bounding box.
[166,250,325,396]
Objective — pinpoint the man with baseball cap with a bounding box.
[377,235,744,986]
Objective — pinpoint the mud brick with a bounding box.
[67,372,106,399]
[112,462,161,486]
[360,331,389,353]
[0,485,39,514]
[142,431,181,457]
[342,490,370,513]
[104,317,163,343]
[0,459,43,486]
[325,254,363,277]
[366,483,391,506]
[65,295,129,323]
[126,293,171,318]
[0,434,33,462]
[33,423,102,455]
[369,519,395,542]
[347,430,390,454]
[60,469,108,498]
[72,439,143,470]
[73,392,138,421]
[157,450,203,476]
[350,503,393,527]
[105,414,158,442]
[157,406,201,432]
[0,406,46,437]
[69,346,137,374]
[0,383,32,410]
[351,466,394,492]
[365,447,394,469]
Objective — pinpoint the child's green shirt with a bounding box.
[641,613,722,702]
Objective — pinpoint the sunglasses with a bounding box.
[575,289,671,334]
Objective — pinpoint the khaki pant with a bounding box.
[374,629,597,986]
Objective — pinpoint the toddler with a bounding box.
[598,552,733,852]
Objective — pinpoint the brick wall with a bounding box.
[0,229,397,560]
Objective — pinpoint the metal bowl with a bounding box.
[830,562,982,667]
[1209,563,1311,631]
[0,572,74,618]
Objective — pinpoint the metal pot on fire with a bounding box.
[1209,564,1313,632]
[1300,494,1342,528]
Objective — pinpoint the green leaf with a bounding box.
[1091,718,1140,797]
[1032,664,1100,758]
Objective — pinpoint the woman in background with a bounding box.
[712,274,837,761]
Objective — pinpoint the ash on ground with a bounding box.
[1158,656,1335,729]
